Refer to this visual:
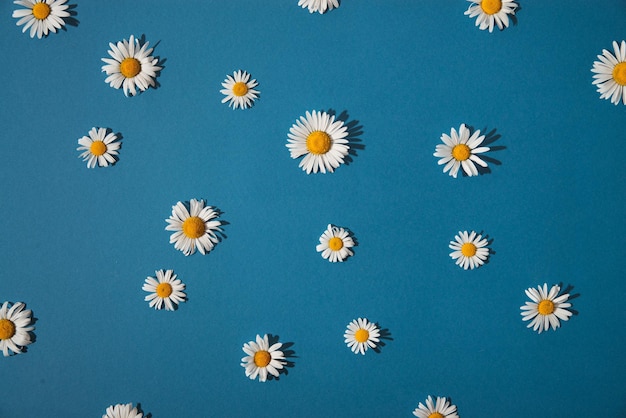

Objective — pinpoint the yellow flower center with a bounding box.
[328,237,344,251]
[232,82,248,97]
[480,0,502,14]
[254,350,271,367]
[156,282,173,298]
[32,2,51,20]
[0,319,16,340]
[612,62,626,86]
[306,131,332,155]
[428,413,444,418]
[120,58,141,78]
[90,141,107,156]
[452,144,471,161]
[461,242,477,257]
[182,216,206,239]
[354,329,369,343]
[538,300,555,315]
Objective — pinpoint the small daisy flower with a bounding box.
[286,110,350,174]
[165,199,223,256]
[344,318,380,355]
[591,40,626,105]
[449,230,489,270]
[465,0,518,33]
[220,70,259,109]
[102,403,143,418]
[101,35,162,97]
[142,269,186,311]
[0,301,34,357]
[412,395,459,418]
[77,127,121,168]
[520,283,573,334]
[12,0,69,39]
[316,224,355,262]
[434,123,489,178]
[241,334,286,382]
[297,0,339,14]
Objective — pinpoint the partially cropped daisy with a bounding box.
[449,230,489,270]
[0,301,34,357]
[286,110,350,174]
[316,224,354,262]
[592,40,626,105]
[142,269,186,311]
[77,127,121,168]
[12,0,69,39]
[297,0,339,14]
[520,283,573,334]
[220,70,259,109]
[344,318,380,355]
[413,395,459,418]
[465,0,518,33]
[165,199,223,256]
[241,334,286,382]
[434,123,489,178]
[103,403,143,418]
[101,35,162,97]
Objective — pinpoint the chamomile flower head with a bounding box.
[297,0,339,14]
[220,70,259,109]
[449,230,490,270]
[77,127,121,168]
[412,395,459,418]
[465,0,518,33]
[0,301,34,357]
[101,35,162,97]
[591,40,626,105]
[165,199,223,256]
[316,224,355,262]
[520,283,573,334]
[241,334,286,382]
[434,123,490,178]
[12,0,69,39]
[102,403,143,418]
[142,269,186,311]
[286,110,350,174]
[344,318,380,355]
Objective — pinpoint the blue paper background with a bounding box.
[1,1,625,417]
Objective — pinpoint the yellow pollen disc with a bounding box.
[0,319,16,340]
[182,216,206,239]
[156,282,173,298]
[254,350,271,367]
[354,329,369,343]
[306,131,332,155]
[232,82,249,97]
[90,141,107,156]
[32,2,51,20]
[612,62,626,86]
[538,300,555,315]
[452,144,471,161]
[461,242,477,257]
[120,58,141,78]
[480,0,502,14]
[328,237,344,251]
[428,413,444,418]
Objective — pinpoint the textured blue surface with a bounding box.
[1,1,626,417]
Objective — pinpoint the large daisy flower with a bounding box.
[165,199,223,256]
[464,0,518,33]
[413,395,459,418]
[316,224,355,262]
[142,269,186,311]
[449,230,490,270]
[0,301,34,357]
[297,0,339,14]
[434,123,489,178]
[241,334,286,382]
[520,283,573,334]
[344,318,380,355]
[77,127,121,168]
[591,40,626,105]
[102,403,143,418]
[286,110,350,174]
[220,70,259,109]
[12,0,69,39]
[101,35,162,97]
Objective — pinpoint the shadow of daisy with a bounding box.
[267,334,296,380]
[326,109,364,166]
[464,125,505,175]
[372,326,392,354]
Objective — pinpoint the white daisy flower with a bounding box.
[77,127,121,168]
[344,318,380,355]
[240,334,286,382]
[591,40,626,105]
[520,283,573,334]
[220,70,259,109]
[102,403,143,418]
[464,0,518,33]
[12,0,69,39]
[297,0,339,14]
[413,395,459,418]
[434,123,489,178]
[101,35,162,97]
[165,199,223,256]
[316,224,355,262]
[142,269,186,311]
[0,301,34,357]
[449,230,489,270]
[286,110,350,174]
